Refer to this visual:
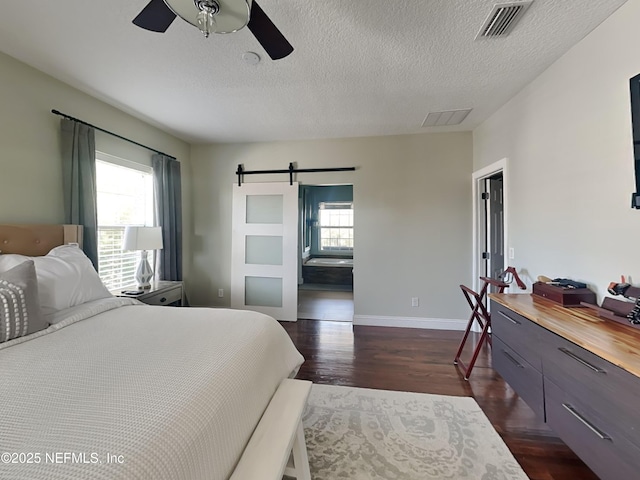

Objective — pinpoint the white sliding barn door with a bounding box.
[231,182,299,321]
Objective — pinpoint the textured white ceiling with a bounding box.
[0,0,627,143]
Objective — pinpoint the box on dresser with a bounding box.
[532,282,596,307]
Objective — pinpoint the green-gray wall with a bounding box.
[190,132,473,327]
[0,51,194,295]
[473,0,640,300]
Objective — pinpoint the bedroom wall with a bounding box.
[473,0,640,299]
[190,132,473,327]
[0,51,194,290]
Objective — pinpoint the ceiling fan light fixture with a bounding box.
[164,0,251,35]
[133,0,294,60]
[196,2,218,38]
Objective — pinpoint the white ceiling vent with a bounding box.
[476,1,533,39]
[422,109,472,127]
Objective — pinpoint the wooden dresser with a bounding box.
[490,294,640,480]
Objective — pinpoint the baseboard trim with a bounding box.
[353,315,467,331]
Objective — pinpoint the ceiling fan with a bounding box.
[133,0,294,60]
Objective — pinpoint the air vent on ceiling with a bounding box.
[476,1,532,39]
[422,109,472,127]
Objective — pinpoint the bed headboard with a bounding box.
[0,225,83,256]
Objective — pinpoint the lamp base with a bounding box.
[135,250,154,290]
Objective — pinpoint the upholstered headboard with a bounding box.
[0,225,83,256]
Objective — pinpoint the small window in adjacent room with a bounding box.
[96,154,154,290]
[319,201,354,251]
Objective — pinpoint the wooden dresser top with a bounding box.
[490,293,640,378]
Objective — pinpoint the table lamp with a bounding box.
[123,226,163,290]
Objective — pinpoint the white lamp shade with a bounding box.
[123,226,164,251]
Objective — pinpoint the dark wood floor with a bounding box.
[281,320,598,480]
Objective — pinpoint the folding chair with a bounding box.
[454,267,526,380]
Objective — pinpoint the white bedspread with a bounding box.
[0,300,304,480]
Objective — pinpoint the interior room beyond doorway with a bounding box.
[298,184,354,322]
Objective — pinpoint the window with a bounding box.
[96,155,154,290]
[319,202,354,251]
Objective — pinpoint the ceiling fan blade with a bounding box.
[133,0,177,33]
[247,1,294,60]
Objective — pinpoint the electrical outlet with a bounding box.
[411,297,419,307]
[509,248,515,260]
[218,288,224,298]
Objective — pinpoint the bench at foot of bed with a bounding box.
[230,379,312,480]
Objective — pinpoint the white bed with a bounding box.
[0,225,310,480]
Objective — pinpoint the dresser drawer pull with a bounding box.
[501,350,524,369]
[558,348,606,374]
[160,297,167,303]
[562,403,611,441]
[498,311,521,325]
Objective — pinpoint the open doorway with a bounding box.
[473,159,508,294]
[297,185,354,322]
[483,173,504,282]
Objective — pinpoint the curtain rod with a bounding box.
[51,109,176,160]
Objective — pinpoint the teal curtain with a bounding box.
[60,119,98,269]
[152,154,182,281]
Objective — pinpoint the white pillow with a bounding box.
[0,245,112,315]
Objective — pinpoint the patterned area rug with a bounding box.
[302,384,528,480]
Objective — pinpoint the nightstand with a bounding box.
[114,281,184,306]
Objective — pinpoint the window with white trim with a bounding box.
[318,201,354,251]
[96,155,154,290]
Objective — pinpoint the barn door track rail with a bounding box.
[236,163,356,186]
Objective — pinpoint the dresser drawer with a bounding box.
[492,336,545,420]
[490,301,542,371]
[541,332,640,447]
[545,379,640,480]
[142,287,182,306]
